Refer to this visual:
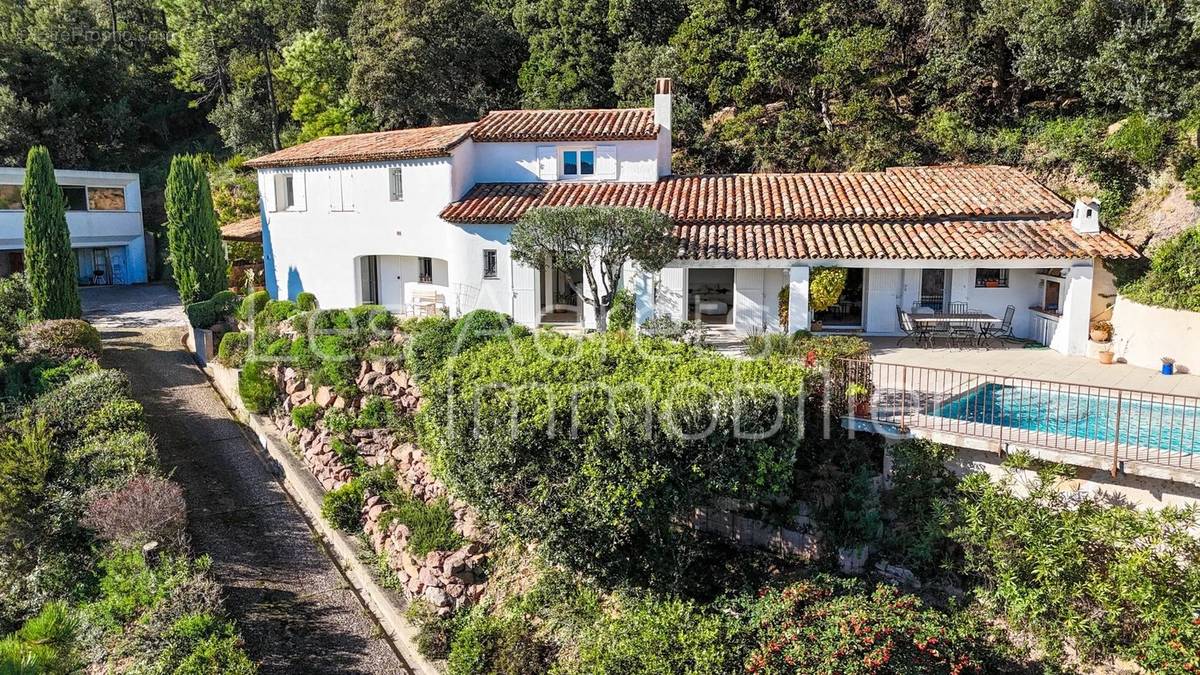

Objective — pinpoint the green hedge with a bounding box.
[217,332,249,368]
[237,361,278,414]
[417,332,813,583]
[236,290,269,322]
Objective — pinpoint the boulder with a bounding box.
[445,583,465,599]
[315,386,334,407]
[424,585,451,608]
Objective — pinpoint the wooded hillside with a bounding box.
[2,0,1199,240]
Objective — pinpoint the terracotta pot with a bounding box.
[854,400,871,418]
[1098,350,1115,365]
[1090,329,1110,342]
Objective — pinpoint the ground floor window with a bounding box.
[418,256,433,283]
[687,268,734,325]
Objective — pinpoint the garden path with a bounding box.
[85,284,411,675]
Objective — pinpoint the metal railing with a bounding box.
[839,359,1200,475]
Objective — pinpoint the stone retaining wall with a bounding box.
[268,358,492,616]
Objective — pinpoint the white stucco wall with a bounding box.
[467,139,661,184]
[1111,296,1200,373]
[0,169,147,284]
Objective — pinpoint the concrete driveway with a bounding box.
[81,283,188,330]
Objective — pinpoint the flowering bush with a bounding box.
[743,576,999,674]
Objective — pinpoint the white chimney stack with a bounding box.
[654,78,672,177]
[1071,197,1101,234]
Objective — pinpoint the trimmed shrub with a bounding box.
[417,332,813,583]
[216,332,249,368]
[321,480,365,532]
[184,299,217,329]
[21,320,102,361]
[236,290,269,321]
[607,287,634,330]
[296,292,318,311]
[237,361,278,414]
[210,290,240,321]
[290,403,320,430]
[255,300,299,328]
[65,430,157,488]
[450,310,521,355]
[83,475,187,547]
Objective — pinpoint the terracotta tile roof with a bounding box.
[470,108,657,142]
[441,166,1139,260]
[244,123,476,169]
[673,220,1139,260]
[221,215,262,242]
[441,166,1069,223]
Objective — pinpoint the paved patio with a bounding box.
[866,337,1200,398]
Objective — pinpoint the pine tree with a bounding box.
[165,155,229,305]
[21,146,81,320]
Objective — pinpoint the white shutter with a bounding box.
[536,146,557,180]
[328,172,342,211]
[268,172,282,210]
[264,175,277,212]
[343,171,355,211]
[292,173,307,211]
[596,145,617,179]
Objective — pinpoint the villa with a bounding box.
[244,79,1136,356]
[0,167,149,286]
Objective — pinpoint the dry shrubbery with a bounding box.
[83,475,188,548]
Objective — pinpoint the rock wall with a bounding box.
[268,357,490,615]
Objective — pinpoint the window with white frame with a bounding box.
[274,174,295,211]
[389,168,404,201]
[560,147,595,177]
[482,249,498,279]
[418,256,433,283]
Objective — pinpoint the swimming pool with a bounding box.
[933,383,1200,455]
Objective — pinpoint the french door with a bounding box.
[919,269,948,311]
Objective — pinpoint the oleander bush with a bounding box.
[418,331,813,584]
[20,320,102,362]
[217,332,250,368]
[237,361,278,414]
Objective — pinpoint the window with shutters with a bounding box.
[560,147,596,177]
[274,174,295,211]
[390,168,403,201]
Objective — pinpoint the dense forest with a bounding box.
[2,0,1199,238]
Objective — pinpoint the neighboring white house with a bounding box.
[244,79,1137,356]
[0,168,149,286]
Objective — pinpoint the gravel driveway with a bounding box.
[86,285,411,674]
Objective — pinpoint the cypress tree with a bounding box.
[165,155,228,305]
[22,146,81,320]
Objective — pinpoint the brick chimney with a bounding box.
[654,78,672,177]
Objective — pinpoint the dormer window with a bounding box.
[561,148,595,177]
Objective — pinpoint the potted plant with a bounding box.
[846,382,871,418]
[1098,344,1115,365]
[1090,320,1112,342]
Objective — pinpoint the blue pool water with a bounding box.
[933,383,1200,455]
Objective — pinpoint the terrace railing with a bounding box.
[839,359,1200,475]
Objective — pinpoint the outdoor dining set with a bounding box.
[896,303,1016,348]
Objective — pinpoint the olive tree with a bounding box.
[510,206,676,331]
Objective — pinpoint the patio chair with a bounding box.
[913,305,951,345]
[896,307,930,347]
[947,301,978,346]
[979,304,1016,345]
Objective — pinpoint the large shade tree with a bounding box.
[165,155,228,305]
[21,146,80,320]
[511,206,676,331]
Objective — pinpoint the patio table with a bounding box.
[909,312,1001,346]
